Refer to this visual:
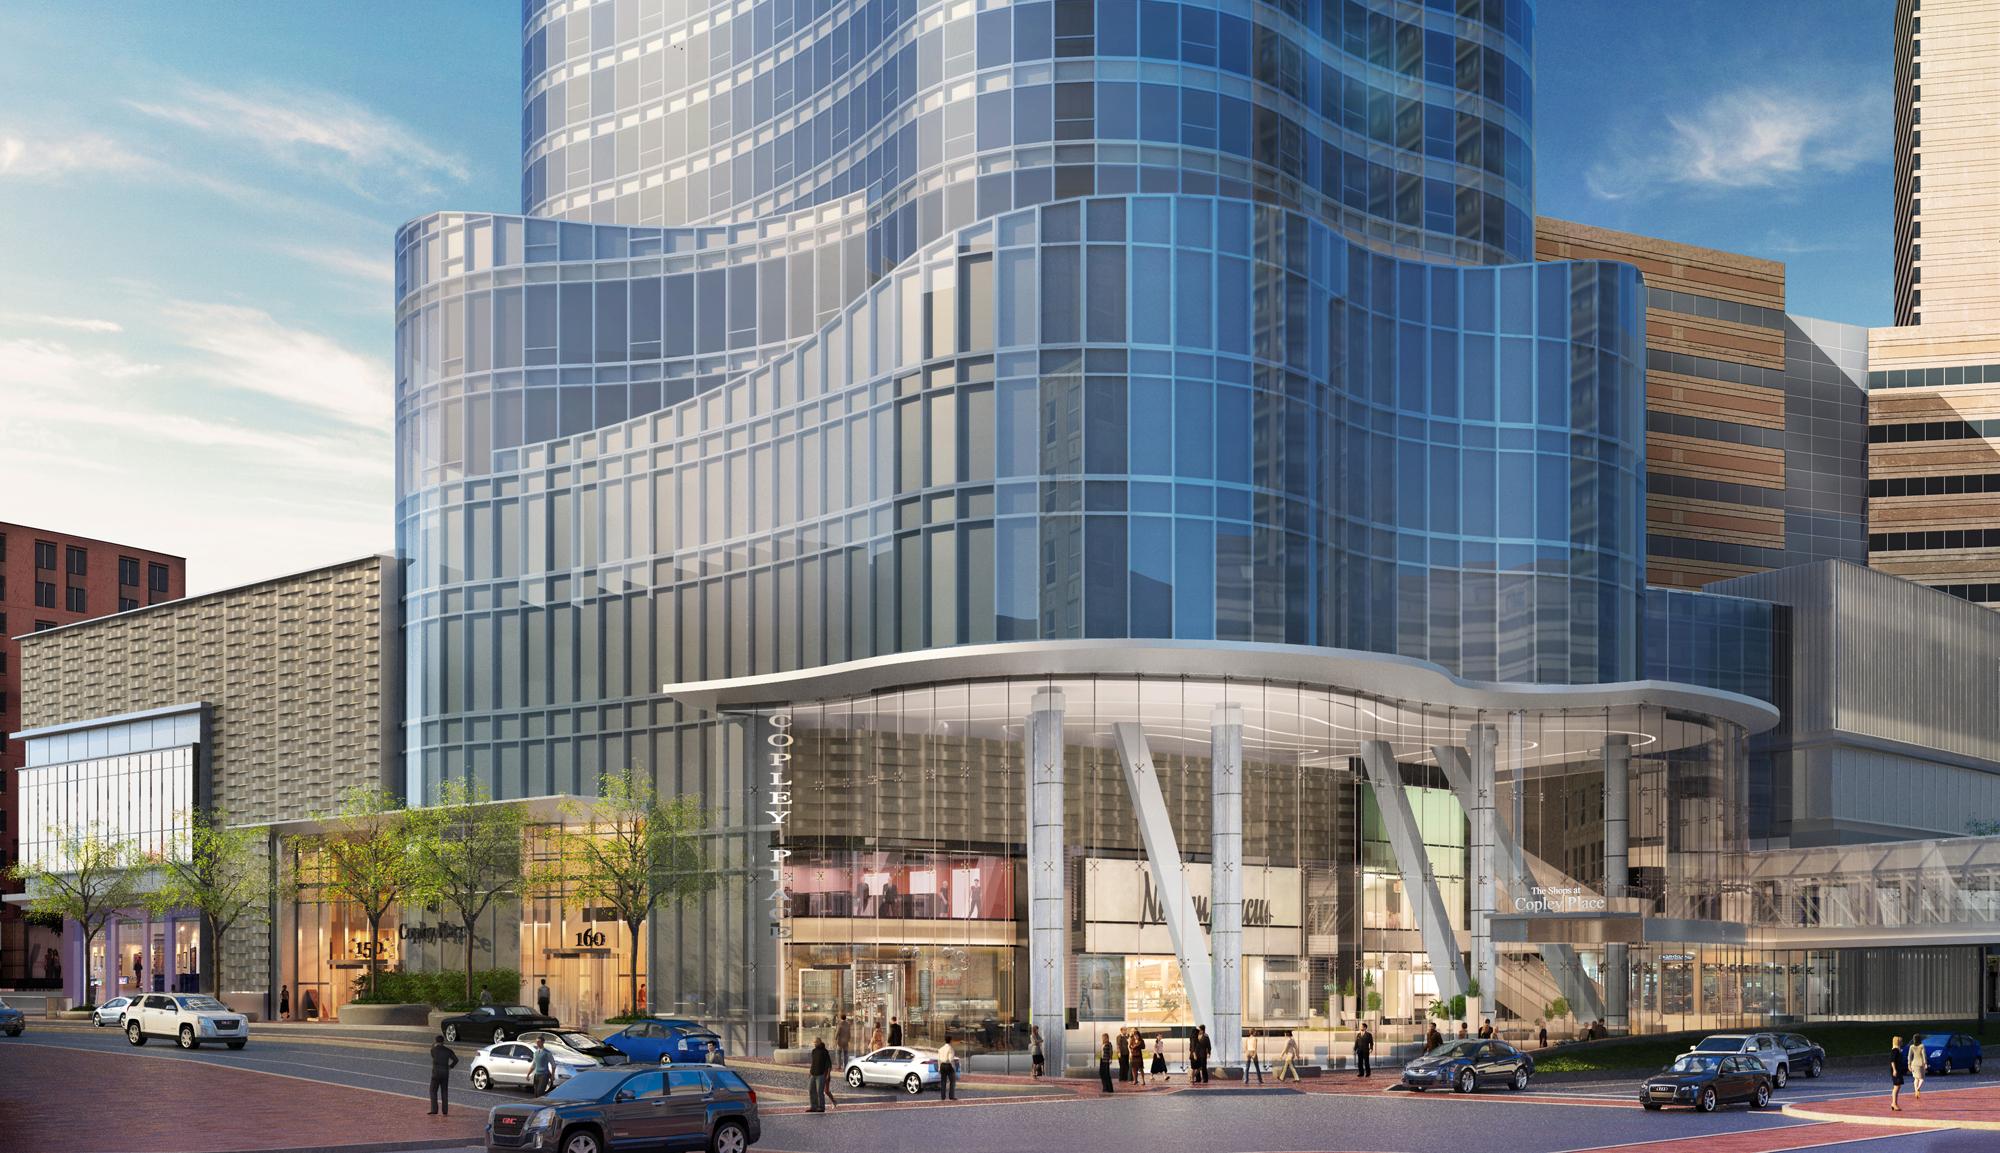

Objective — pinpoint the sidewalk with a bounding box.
[1782,1077,2000,1131]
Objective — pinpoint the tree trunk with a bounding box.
[464,916,478,1004]
[627,917,644,1018]
[366,911,382,998]
[205,914,222,995]
[82,924,102,1007]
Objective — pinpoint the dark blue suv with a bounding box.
[486,1065,758,1153]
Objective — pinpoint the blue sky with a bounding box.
[1,2,1896,591]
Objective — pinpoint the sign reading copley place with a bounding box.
[1513,885,1607,914]
[766,714,794,937]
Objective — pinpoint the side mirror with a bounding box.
[615,1090,635,1103]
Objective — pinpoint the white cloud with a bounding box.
[279,242,394,287]
[0,130,151,179]
[1586,86,1885,201]
[156,300,392,429]
[128,80,468,194]
[0,311,124,333]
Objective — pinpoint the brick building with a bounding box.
[0,522,185,985]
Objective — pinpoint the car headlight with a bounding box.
[526,1107,558,1130]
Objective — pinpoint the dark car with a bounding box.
[485,1064,759,1153]
[1777,1032,1825,1079]
[602,1018,723,1064]
[0,997,24,1037]
[1641,1052,1774,1112]
[443,1004,561,1045]
[1399,1038,1534,1093]
[1914,1032,1984,1075]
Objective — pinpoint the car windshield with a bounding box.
[179,996,227,1011]
[556,1033,599,1049]
[1693,1037,1744,1052]
[1427,1040,1482,1059]
[543,1069,626,1101]
[1670,1054,1723,1074]
[501,1006,537,1016]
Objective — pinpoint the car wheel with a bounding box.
[444,1024,459,1043]
[226,1041,245,1050]
[1511,1068,1529,1091]
[472,1067,493,1090]
[1753,1083,1770,1109]
[1940,1058,1951,1076]
[1809,1057,1822,1078]
[904,1072,923,1094]
[710,1119,748,1153]
[1972,1056,1982,1074]
[1774,1063,1787,1089]
[1456,1069,1476,1094]
[179,1025,198,1050]
[126,1020,146,1046]
[1642,1102,1662,1111]
[560,1128,603,1153]
[1697,1087,1717,1112]
[846,1067,864,1088]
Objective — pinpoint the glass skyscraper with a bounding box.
[395,0,1779,1060]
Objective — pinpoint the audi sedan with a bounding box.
[843,1046,943,1094]
[442,1004,561,1045]
[1399,1039,1534,1093]
[1641,1052,1774,1112]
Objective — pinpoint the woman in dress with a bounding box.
[1030,1025,1045,1078]
[1099,1034,1115,1093]
[1889,1035,1910,1111]
[1133,1032,1148,1085]
[1150,1033,1168,1081]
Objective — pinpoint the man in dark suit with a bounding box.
[1192,1025,1210,1083]
[1354,1024,1374,1078]
[888,1017,903,1046]
[428,1034,459,1116]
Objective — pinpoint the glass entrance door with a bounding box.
[854,962,904,1045]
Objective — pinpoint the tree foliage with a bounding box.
[6,827,144,1004]
[297,788,417,998]
[405,779,525,1001]
[147,808,271,995]
[545,768,715,1017]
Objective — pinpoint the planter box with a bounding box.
[341,1003,432,1027]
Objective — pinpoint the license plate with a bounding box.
[1650,1087,1674,1098]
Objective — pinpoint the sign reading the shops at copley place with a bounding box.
[766,714,794,939]
[1513,885,1608,914]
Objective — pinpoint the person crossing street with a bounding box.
[426,1034,459,1117]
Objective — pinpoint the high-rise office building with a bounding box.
[1871,0,2000,604]
[0,523,184,984]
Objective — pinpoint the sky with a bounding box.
[1,1,1897,593]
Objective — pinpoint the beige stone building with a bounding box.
[12,555,400,1005]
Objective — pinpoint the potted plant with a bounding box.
[1337,978,1356,1025]
[1463,976,1482,1028]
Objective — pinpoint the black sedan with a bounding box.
[1399,1039,1534,1093]
[1640,1052,1774,1112]
[442,1004,561,1045]
[486,1064,760,1153]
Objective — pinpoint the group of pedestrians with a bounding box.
[1888,1034,1930,1111]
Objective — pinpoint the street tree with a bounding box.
[5,827,143,1006]
[146,808,272,996]
[300,788,416,999]
[406,779,525,1002]
[547,768,714,1018]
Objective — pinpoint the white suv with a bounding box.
[1685,1033,1789,1088]
[124,993,249,1050]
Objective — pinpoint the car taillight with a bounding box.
[747,1088,757,1105]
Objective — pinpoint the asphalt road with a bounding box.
[8,1026,1995,1153]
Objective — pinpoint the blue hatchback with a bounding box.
[1914,1032,1983,1075]
[602,1018,723,1064]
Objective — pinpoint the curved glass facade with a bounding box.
[391,0,1724,1054]
[520,0,1535,266]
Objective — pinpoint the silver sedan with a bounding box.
[843,1046,942,1094]
[469,1040,592,1092]
[92,997,135,1028]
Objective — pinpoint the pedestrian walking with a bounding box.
[888,1017,903,1046]
[536,978,551,1018]
[1117,1027,1133,1082]
[1149,1034,1168,1082]
[1278,1034,1300,1082]
[1457,1022,1469,1040]
[1245,1037,1264,1084]
[1425,1023,1442,1052]
[835,1014,853,1066]
[427,1033,459,1116]
[1909,1034,1927,1098]
[937,1034,958,1100]
[808,1038,833,1112]
[1192,1025,1211,1083]
[1537,1024,1548,1049]
[1478,1018,1494,1039]
[1889,1035,1909,1111]
[1134,1032,1148,1085]
[279,984,291,1021]
[1355,1024,1374,1078]
[530,1036,557,1097]
[870,1021,885,1051]
[1099,1034,1116,1092]
[1031,1025,1046,1078]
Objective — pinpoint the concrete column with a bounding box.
[1603,735,1630,1032]
[1467,724,1499,1005]
[1026,690,1068,1073]
[1209,704,1244,1070]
